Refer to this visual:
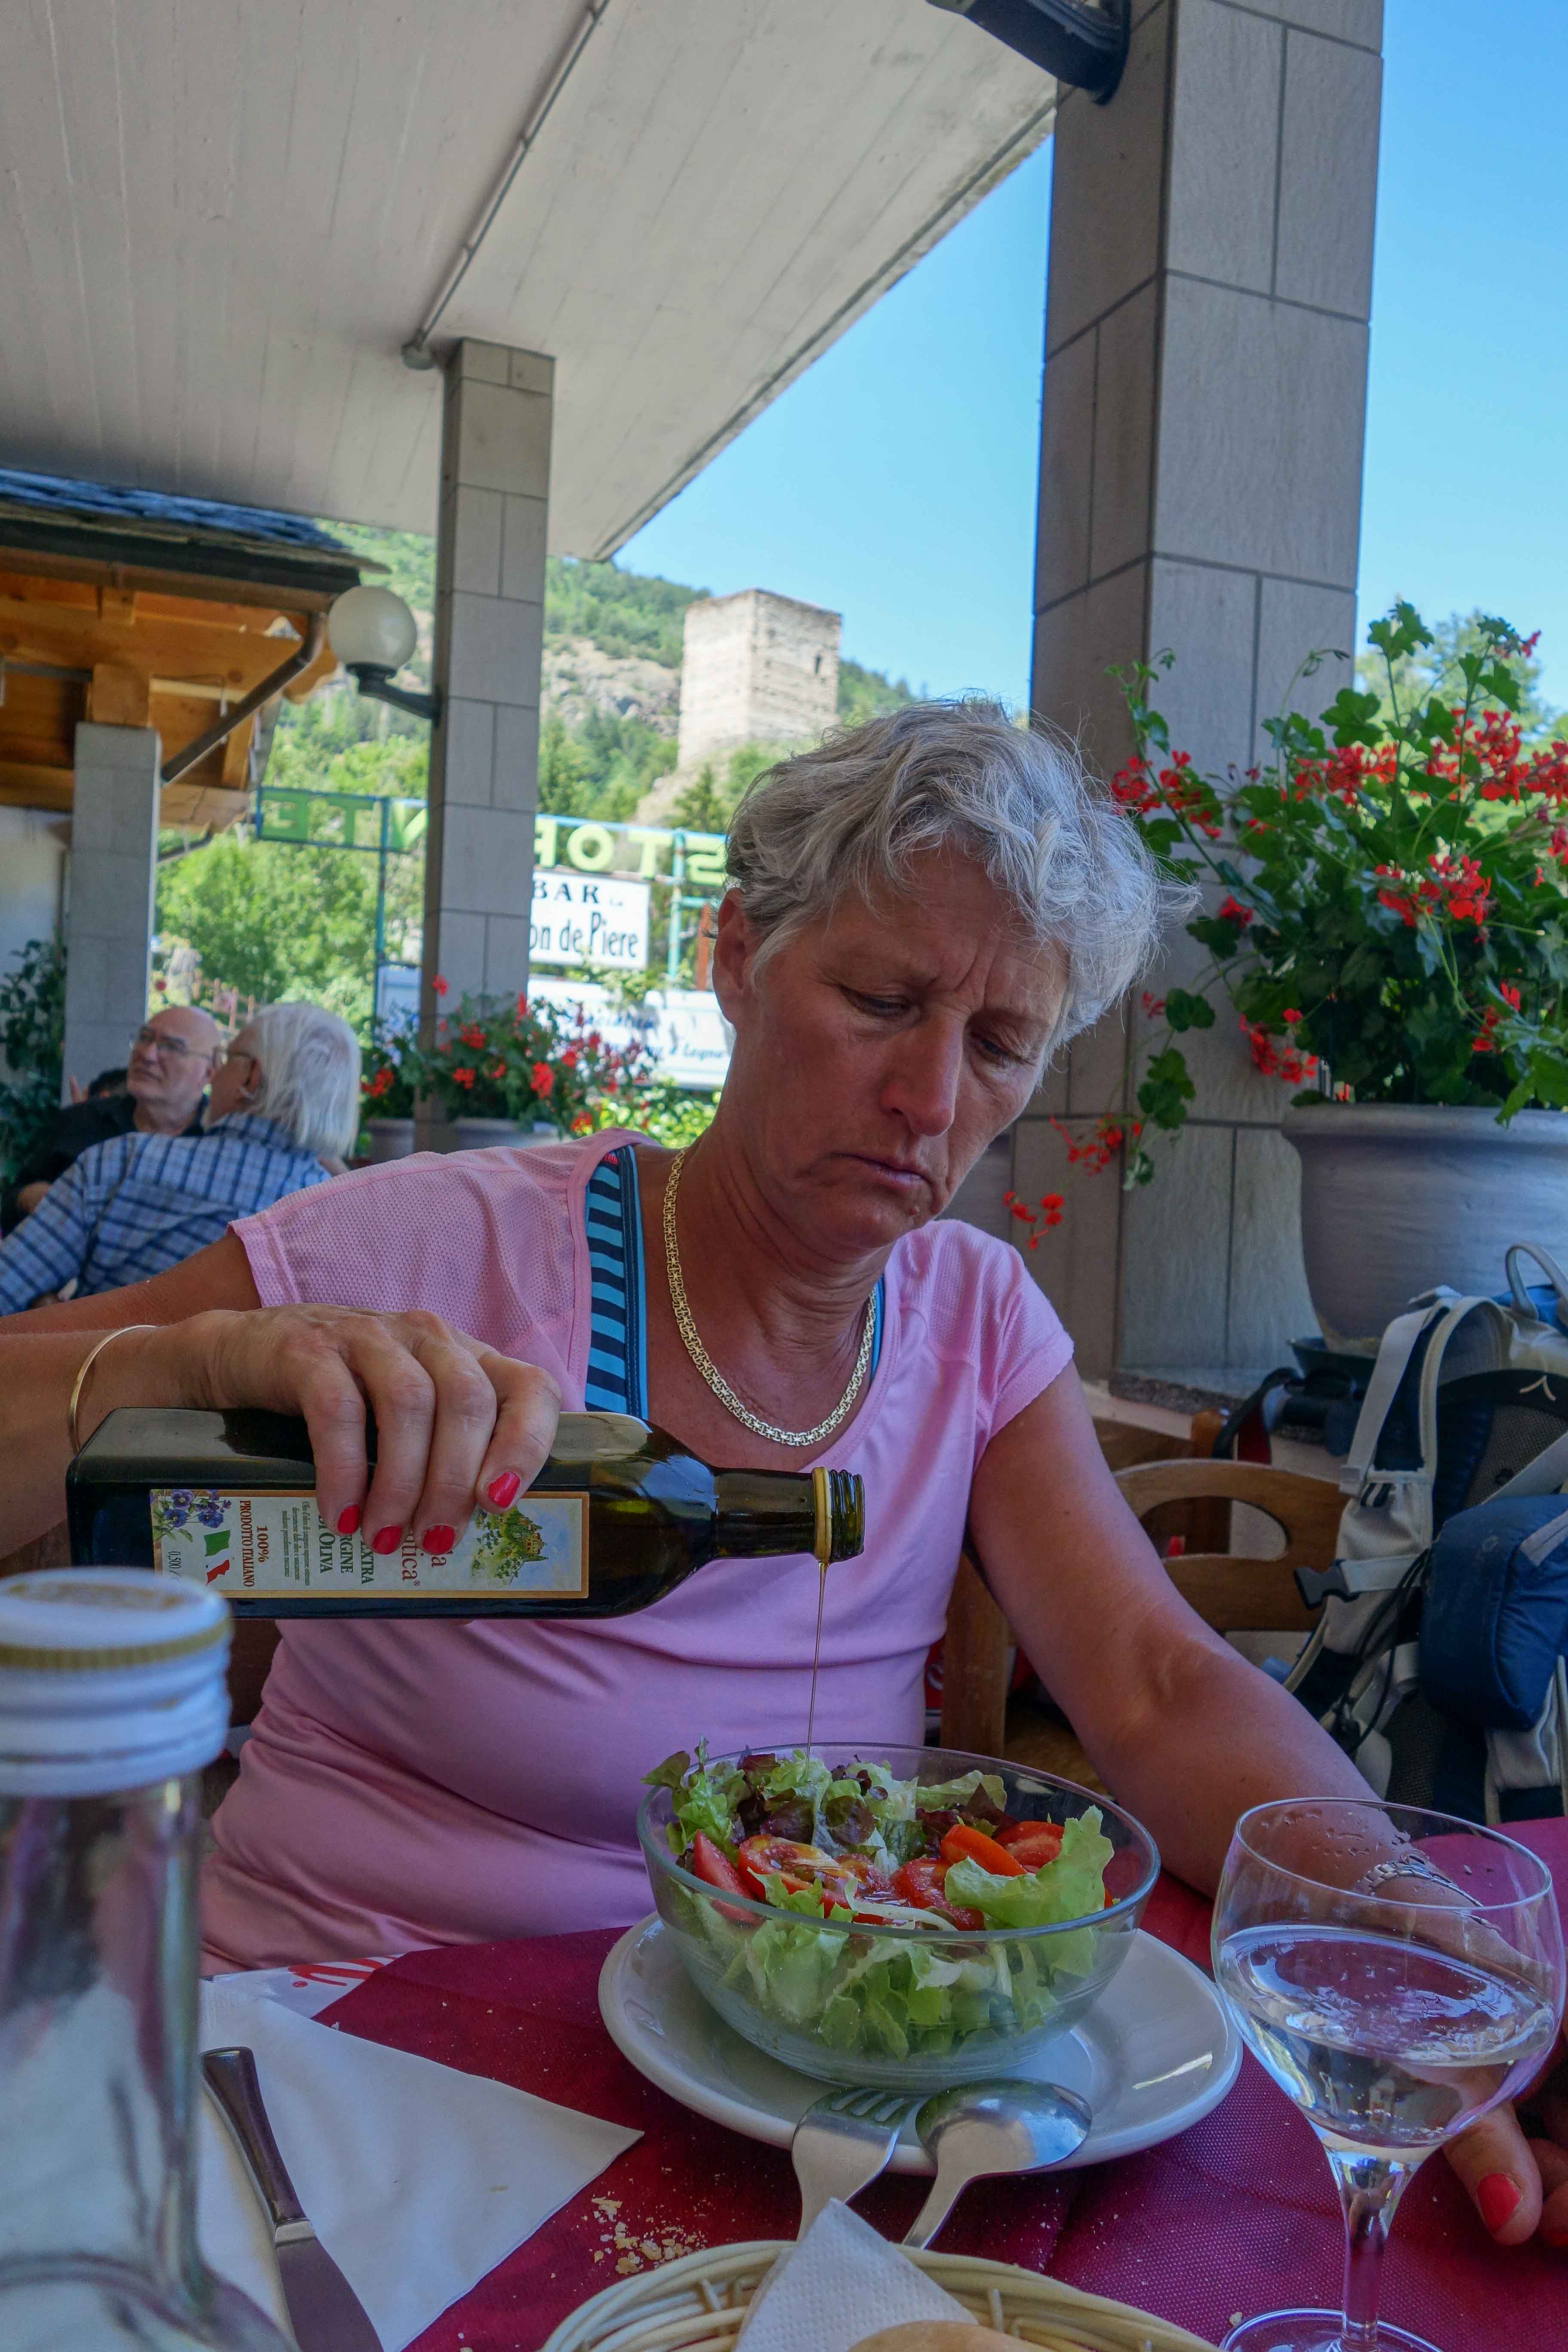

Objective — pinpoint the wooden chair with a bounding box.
[939,1455,1342,1777]
[1112,1456,1341,1636]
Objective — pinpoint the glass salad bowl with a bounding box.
[637,1743,1160,2089]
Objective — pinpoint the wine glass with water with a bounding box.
[1212,1797,1564,2352]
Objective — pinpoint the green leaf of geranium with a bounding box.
[1164,988,1216,1032]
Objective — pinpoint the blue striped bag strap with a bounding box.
[583,1144,885,1419]
[583,1147,647,1415]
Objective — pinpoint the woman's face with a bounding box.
[714,848,1066,1257]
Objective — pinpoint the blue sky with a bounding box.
[622,0,1568,716]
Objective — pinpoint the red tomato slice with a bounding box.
[940,1823,1025,1877]
[738,1834,836,1883]
[892,1857,983,1931]
[690,1833,747,1897]
[893,1858,946,1908]
[997,1822,1066,1871]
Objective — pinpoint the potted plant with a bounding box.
[359,1029,420,1161]
[1095,603,1568,1348]
[421,981,654,1150]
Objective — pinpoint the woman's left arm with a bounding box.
[967,1363,1370,1895]
[970,1362,1568,2248]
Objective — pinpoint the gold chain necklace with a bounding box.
[661,1147,874,1448]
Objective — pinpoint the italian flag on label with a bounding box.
[150,1487,588,1598]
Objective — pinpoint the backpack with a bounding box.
[1287,1242,1568,1824]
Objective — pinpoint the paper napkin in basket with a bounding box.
[197,1976,639,2352]
[736,2201,975,2352]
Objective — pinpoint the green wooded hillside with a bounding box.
[155,530,915,1026]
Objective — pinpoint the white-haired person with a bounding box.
[0,1000,359,1312]
[1,704,1560,2251]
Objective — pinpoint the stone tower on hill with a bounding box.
[675,589,840,771]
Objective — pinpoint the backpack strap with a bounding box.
[1337,1304,1443,1498]
[1505,1241,1568,1326]
[1490,1422,1568,1504]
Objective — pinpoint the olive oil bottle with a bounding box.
[66,1407,864,1619]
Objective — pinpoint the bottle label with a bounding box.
[150,1488,589,1601]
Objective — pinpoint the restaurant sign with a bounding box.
[530,871,649,971]
[533,815,727,886]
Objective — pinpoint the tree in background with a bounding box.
[838,656,916,729]
[156,833,405,1032]
[0,935,65,1190]
[1356,608,1565,744]
[537,707,675,822]
[547,556,703,666]
[670,743,780,833]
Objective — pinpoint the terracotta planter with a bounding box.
[1282,1102,1568,1351]
[362,1118,415,1163]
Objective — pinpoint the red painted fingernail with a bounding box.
[1478,2173,1522,2234]
[370,1525,403,1556]
[485,1470,521,1509]
[1542,2217,1568,2250]
[336,1505,361,1536]
[421,1524,456,1555]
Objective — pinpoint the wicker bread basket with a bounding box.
[541,2240,1218,2351]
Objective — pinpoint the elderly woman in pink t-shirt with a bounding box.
[6,701,1559,2251]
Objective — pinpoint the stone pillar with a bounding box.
[61,723,161,1097]
[421,339,552,1020]
[1018,0,1383,1383]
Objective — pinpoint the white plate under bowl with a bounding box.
[599,1914,1240,2173]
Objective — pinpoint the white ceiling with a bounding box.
[0,0,1054,557]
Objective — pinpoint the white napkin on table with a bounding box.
[735,2201,975,2352]
[197,1975,640,2352]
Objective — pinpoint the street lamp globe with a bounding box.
[327,585,420,676]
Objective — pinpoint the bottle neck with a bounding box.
[711,1470,819,1559]
[0,1781,202,2296]
[710,1467,865,1562]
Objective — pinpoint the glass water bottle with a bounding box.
[0,1568,289,2352]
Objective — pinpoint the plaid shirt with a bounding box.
[0,1114,331,1313]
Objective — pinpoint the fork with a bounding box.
[790,2086,917,2238]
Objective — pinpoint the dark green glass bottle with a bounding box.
[66,1407,865,1618]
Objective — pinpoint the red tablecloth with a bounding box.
[321,1822,1568,2352]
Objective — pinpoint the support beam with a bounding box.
[61,724,161,1096]
[1020,0,1383,1382]
[420,339,552,1032]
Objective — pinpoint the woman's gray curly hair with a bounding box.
[725,699,1178,1050]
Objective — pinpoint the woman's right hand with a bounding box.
[110,1307,564,1557]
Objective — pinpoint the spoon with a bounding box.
[901,2077,1093,2248]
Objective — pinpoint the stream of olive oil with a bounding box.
[804,1555,828,1757]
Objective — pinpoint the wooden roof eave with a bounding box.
[0,516,362,609]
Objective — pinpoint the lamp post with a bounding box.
[326,586,442,724]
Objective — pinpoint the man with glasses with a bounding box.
[0,1000,357,1314]
[2,1005,222,1231]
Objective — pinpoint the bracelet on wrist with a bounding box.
[67,1325,158,1454]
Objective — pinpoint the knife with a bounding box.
[203,2045,383,2352]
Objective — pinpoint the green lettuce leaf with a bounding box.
[943,1808,1113,1974]
[913,1768,1008,1815]
[663,1742,747,1856]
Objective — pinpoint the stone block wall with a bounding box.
[61,723,161,1097]
[1022,0,1384,1384]
[676,589,840,769]
[421,340,553,1015]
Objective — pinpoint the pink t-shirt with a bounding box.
[203,1131,1073,1967]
